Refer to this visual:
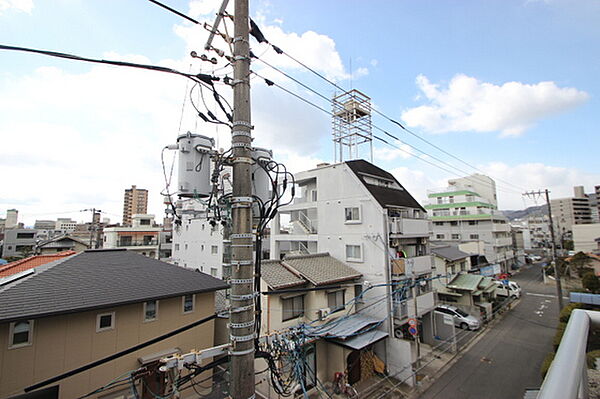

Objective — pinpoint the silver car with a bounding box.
[435,305,480,330]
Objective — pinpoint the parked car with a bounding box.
[528,255,542,262]
[495,280,522,298]
[435,305,481,330]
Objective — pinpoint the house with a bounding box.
[0,251,76,278]
[103,214,161,259]
[0,248,227,399]
[426,174,516,273]
[269,160,435,385]
[256,253,388,394]
[35,234,90,254]
[440,273,497,320]
[431,245,472,286]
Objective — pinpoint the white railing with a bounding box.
[297,212,317,234]
[538,309,600,399]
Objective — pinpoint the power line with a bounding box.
[251,70,521,197]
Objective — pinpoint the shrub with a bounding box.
[541,352,556,378]
[583,272,600,293]
[587,350,600,369]
[553,322,568,351]
[559,303,583,323]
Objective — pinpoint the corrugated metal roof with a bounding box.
[447,273,483,292]
[283,253,362,286]
[308,313,383,339]
[0,249,228,322]
[431,245,471,261]
[331,330,388,350]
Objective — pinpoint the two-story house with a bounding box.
[269,160,435,385]
[0,248,227,399]
[257,252,392,395]
[103,214,161,259]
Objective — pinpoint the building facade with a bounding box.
[1,228,38,258]
[550,186,593,234]
[269,160,436,385]
[123,185,149,226]
[426,174,516,273]
[103,214,161,259]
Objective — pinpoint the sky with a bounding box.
[1,0,599,226]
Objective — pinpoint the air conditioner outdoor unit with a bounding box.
[318,307,331,319]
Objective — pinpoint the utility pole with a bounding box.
[523,190,563,312]
[228,1,255,398]
[82,208,101,249]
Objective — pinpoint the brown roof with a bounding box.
[283,253,362,286]
[261,260,306,290]
[0,251,76,277]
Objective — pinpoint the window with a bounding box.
[345,244,362,262]
[451,234,460,240]
[210,268,218,277]
[434,222,444,226]
[449,196,454,203]
[97,312,115,332]
[211,245,218,254]
[328,290,345,313]
[460,261,467,271]
[144,300,158,322]
[354,284,364,304]
[184,244,188,250]
[344,207,360,223]
[9,320,33,348]
[470,234,479,240]
[310,189,317,202]
[450,221,458,226]
[437,197,443,204]
[182,294,195,313]
[468,221,478,225]
[16,232,35,239]
[120,236,132,246]
[282,295,304,321]
[435,234,445,240]
[140,219,151,226]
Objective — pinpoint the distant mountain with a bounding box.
[502,205,547,221]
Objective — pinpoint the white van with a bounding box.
[495,280,521,298]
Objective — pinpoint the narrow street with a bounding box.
[419,263,560,399]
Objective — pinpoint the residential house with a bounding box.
[0,248,227,399]
[257,253,389,394]
[1,228,38,259]
[35,235,90,254]
[269,160,436,385]
[431,245,472,287]
[103,214,161,259]
[426,174,516,273]
[440,273,497,320]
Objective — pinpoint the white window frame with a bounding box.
[211,245,218,255]
[96,312,115,332]
[345,244,363,262]
[451,234,461,240]
[182,294,195,314]
[210,268,218,277]
[436,234,445,240]
[8,320,34,349]
[310,189,317,202]
[344,206,361,224]
[143,300,158,322]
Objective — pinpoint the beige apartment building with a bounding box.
[122,185,148,226]
[0,249,227,399]
[550,186,593,234]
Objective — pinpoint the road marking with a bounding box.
[526,292,568,299]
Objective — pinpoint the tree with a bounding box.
[582,272,600,293]
[570,252,592,277]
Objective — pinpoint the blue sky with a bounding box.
[1,0,599,225]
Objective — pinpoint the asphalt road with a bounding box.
[419,263,560,399]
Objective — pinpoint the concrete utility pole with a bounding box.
[82,208,101,249]
[523,190,564,312]
[229,1,255,398]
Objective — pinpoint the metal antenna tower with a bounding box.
[332,89,373,163]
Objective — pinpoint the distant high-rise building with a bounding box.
[5,209,18,229]
[550,185,593,233]
[122,185,148,226]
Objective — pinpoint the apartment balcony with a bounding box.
[391,255,433,276]
[492,223,511,232]
[429,209,505,220]
[389,217,431,237]
[393,291,436,321]
[279,197,318,212]
[494,237,513,247]
[116,239,159,247]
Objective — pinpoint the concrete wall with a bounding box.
[0,293,216,399]
[573,223,600,253]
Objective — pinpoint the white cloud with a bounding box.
[0,0,33,15]
[373,142,412,161]
[401,74,589,137]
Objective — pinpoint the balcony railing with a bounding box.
[431,209,504,217]
[393,291,435,320]
[389,217,430,236]
[117,239,159,247]
[391,255,433,276]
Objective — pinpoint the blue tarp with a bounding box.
[570,292,600,305]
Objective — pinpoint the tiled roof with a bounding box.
[37,234,90,248]
[0,250,76,277]
[345,160,425,211]
[283,253,362,286]
[431,245,470,262]
[0,249,228,323]
[447,273,483,292]
[261,260,306,290]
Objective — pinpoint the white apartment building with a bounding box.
[425,174,516,273]
[103,214,161,259]
[270,160,436,385]
[55,218,77,233]
[171,203,224,278]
